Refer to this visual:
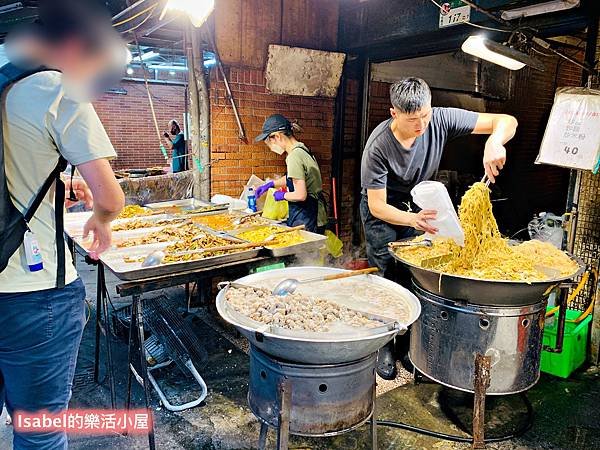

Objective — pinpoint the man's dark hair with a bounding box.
[389,77,432,114]
[34,0,116,52]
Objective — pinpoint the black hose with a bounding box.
[377,392,534,444]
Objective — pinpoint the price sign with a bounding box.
[439,2,471,28]
[536,88,600,172]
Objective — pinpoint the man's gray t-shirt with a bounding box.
[361,107,478,200]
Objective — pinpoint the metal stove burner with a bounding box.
[248,345,377,449]
[409,282,546,395]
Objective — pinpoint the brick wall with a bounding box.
[209,67,335,198]
[93,80,187,170]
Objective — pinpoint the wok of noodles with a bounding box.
[393,182,579,282]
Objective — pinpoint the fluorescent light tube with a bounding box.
[461,36,546,71]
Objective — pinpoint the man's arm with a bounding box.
[77,158,125,258]
[472,113,518,183]
[367,188,438,234]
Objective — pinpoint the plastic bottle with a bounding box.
[410,181,465,246]
[24,230,44,272]
[247,186,257,213]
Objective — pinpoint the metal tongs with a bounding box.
[481,174,491,187]
[389,239,432,249]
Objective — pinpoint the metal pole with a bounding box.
[371,380,378,450]
[276,380,291,450]
[472,353,491,449]
[352,56,370,246]
[134,296,156,450]
[94,265,102,383]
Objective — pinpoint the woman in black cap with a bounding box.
[254,114,326,233]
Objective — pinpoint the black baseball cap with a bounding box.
[254,114,291,142]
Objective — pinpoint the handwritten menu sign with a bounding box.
[536,87,600,172]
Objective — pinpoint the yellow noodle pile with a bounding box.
[395,182,578,281]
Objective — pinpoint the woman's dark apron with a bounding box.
[285,146,322,233]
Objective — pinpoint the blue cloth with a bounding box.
[171,133,187,173]
[0,278,86,449]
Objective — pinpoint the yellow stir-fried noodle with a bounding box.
[394,182,578,281]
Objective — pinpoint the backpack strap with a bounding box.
[1,63,69,288]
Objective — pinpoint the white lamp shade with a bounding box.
[461,36,526,71]
[167,0,215,28]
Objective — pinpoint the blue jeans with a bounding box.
[0,278,86,450]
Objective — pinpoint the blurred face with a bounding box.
[390,105,432,138]
[54,39,109,81]
[170,123,179,135]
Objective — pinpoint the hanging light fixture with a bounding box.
[501,0,579,21]
[461,35,546,71]
[161,0,215,28]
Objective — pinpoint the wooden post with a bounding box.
[186,25,211,201]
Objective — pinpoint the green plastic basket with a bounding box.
[540,308,592,379]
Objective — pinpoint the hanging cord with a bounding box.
[112,2,158,27]
[117,5,157,34]
[133,32,169,161]
[378,391,534,443]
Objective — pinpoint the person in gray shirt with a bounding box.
[361,77,517,379]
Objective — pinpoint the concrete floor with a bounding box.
[1,258,599,449]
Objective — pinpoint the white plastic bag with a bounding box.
[411,181,465,246]
[240,174,265,211]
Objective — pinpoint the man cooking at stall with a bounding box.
[360,77,518,379]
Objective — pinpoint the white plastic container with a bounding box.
[410,181,464,246]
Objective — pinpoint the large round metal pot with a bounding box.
[248,346,376,436]
[409,282,546,395]
[216,267,421,364]
[389,244,583,306]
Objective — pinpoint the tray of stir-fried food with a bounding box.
[99,224,263,281]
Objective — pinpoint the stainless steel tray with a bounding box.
[99,236,261,281]
[65,217,261,281]
[144,198,210,209]
[227,226,327,257]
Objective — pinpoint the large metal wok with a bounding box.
[216,267,421,364]
[389,240,584,306]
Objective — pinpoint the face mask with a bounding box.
[267,142,285,155]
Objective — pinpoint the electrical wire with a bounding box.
[378,392,534,444]
[531,46,556,58]
[112,2,158,27]
[426,0,513,33]
[117,5,157,34]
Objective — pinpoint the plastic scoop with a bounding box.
[264,224,305,242]
[272,267,379,296]
[233,211,262,226]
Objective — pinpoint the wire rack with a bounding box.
[571,171,600,311]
